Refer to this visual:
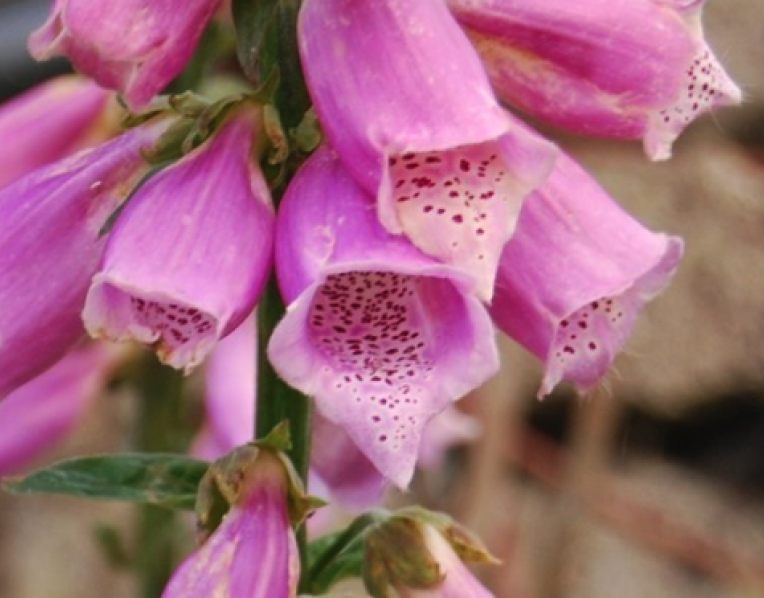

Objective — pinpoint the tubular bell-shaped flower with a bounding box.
[269,146,499,488]
[449,0,741,160]
[299,0,556,300]
[489,151,683,396]
[0,76,114,189]
[83,108,274,372]
[0,122,167,399]
[162,451,299,598]
[29,0,223,111]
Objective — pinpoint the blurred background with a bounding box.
[0,0,763,596]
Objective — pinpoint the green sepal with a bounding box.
[362,512,443,597]
[397,506,499,565]
[294,107,323,154]
[195,423,323,542]
[2,454,209,510]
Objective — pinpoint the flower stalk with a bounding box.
[242,0,314,588]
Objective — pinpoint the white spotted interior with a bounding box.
[130,296,216,354]
[551,295,637,389]
[658,49,730,128]
[308,271,455,452]
[388,142,513,296]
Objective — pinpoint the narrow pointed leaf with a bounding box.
[3,454,209,509]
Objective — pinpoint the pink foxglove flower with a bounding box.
[489,151,683,396]
[0,343,118,476]
[83,109,274,373]
[268,146,499,488]
[162,453,299,598]
[449,0,742,160]
[299,0,557,300]
[29,0,223,111]
[0,76,113,189]
[0,122,167,399]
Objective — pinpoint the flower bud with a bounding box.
[363,509,496,598]
[164,445,303,598]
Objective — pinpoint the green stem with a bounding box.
[307,513,380,592]
[256,276,313,592]
[234,0,313,588]
[256,277,312,482]
[133,354,189,598]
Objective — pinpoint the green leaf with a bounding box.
[3,454,209,510]
[308,531,367,594]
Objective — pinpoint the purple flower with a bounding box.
[299,0,557,300]
[162,453,299,598]
[83,109,274,372]
[0,123,166,399]
[449,0,741,160]
[268,146,499,488]
[489,150,683,396]
[29,0,223,111]
[0,343,118,476]
[0,76,113,189]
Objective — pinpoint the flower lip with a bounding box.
[540,235,683,395]
[84,276,221,373]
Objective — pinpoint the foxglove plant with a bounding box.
[2,0,745,596]
[29,0,223,111]
[83,107,275,372]
[269,145,499,488]
[299,0,557,300]
[490,150,683,396]
[0,75,113,189]
[0,121,168,399]
[449,0,742,159]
